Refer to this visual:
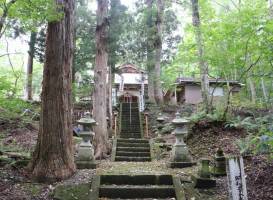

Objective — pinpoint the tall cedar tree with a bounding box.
[191,0,210,113]
[93,0,109,159]
[26,32,37,100]
[146,0,156,103]
[30,0,76,182]
[154,0,164,104]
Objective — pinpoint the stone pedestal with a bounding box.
[75,113,97,169]
[156,113,165,137]
[212,148,226,176]
[169,112,195,168]
[193,159,216,188]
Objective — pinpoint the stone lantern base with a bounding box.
[168,161,196,168]
[76,160,97,169]
[75,146,97,169]
[191,175,216,189]
[168,144,196,168]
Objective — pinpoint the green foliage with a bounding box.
[188,110,207,123]
[164,0,273,104]
[225,116,257,131]
[235,136,254,155]
[0,98,31,114]
[0,75,13,97]
[6,0,62,29]
[74,0,96,73]
[234,114,273,159]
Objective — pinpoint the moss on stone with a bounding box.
[54,183,90,200]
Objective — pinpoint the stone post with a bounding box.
[113,111,118,138]
[212,148,226,176]
[144,107,149,138]
[169,112,195,168]
[193,159,216,188]
[75,112,97,169]
[156,113,165,137]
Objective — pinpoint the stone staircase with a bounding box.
[91,175,183,199]
[113,103,151,162]
[120,102,141,138]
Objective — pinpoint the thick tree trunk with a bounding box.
[30,0,76,182]
[146,0,156,103]
[191,0,210,113]
[26,32,37,101]
[154,0,164,105]
[93,0,109,159]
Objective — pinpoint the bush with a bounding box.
[0,98,33,115]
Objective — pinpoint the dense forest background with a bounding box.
[0,0,272,107]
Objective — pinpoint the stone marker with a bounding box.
[156,113,165,137]
[169,112,195,168]
[75,112,97,169]
[212,148,227,176]
[227,156,248,200]
[193,159,216,188]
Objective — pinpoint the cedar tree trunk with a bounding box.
[154,0,164,105]
[93,0,109,159]
[30,0,76,182]
[26,32,37,101]
[191,0,210,113]
[146,0,156,103]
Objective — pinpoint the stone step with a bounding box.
[115,156,151,162]
[116,151,150,157]
[120,135,141,138]
[121,119,140,122]
[99,185,175,199]
[116,147,150,152]
[117,142,150,148]
[117,139,149,143]
[121,129,141,131]
[120,133,141,136]
[120,135,141,139]
[120,131,141,134]
[100,175,174,186]
[121,127,140,129]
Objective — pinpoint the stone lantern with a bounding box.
[156,113,165,137]
[169,112,194,168]
[193,159,216,188]
[75,112,97,169]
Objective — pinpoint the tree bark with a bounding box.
[108,65,113,129]
[30,0,76,182]
[26,32,37,101]
[146,0,156,103]
[191,0,210,113]
[93,0,109,159]
[261,77,268,102]
[247,75,256,104]
[154,0,164,105]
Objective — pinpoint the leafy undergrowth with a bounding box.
[188,120,273,200]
